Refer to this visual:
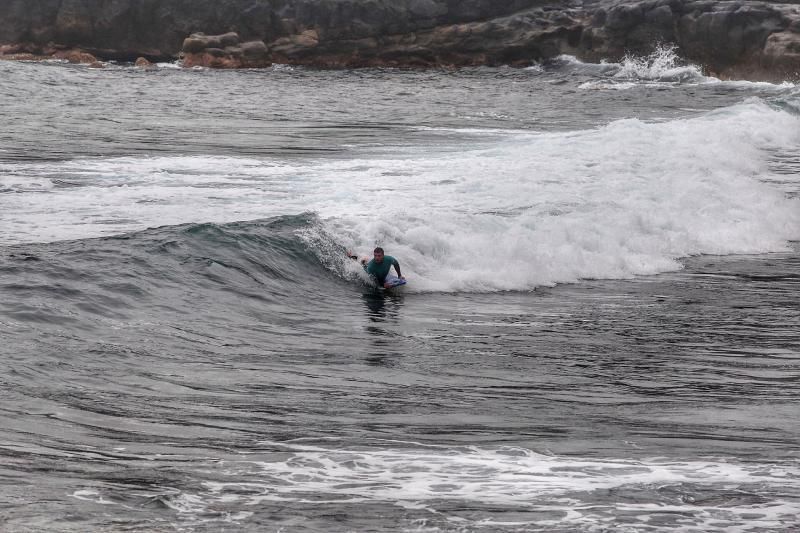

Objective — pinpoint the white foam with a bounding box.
[270,63,296,72]
[63,444,800,530]
[194,442,800,531]
[553,54,591,66]
[154,61,182,69]
[325,99,800,291]
[161,492,208,514]
[579,80,641,90]
[710,79,797,91]
[2,99,799,292]
[71,489,116,505]
[613,46,709,83]
[573,46,717,90]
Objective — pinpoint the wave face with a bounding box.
[0,215,357,329]
[3,98,799,292]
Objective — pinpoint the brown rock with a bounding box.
[179,32,270,69]
[181,53,207,68]
[0,44,23,55]
[764,30,800,60]
[204,47,228,58]
[182,51,240,69]
[88,61,105,68]
[240,40,270,67]
[182,36,208,54]
[270,29,322,58]
[218,32,241,47]
[182,32,241,54]
[134,56,152,68]
[293,29,319,48]
[1,53,39,61]
[54,49,98,64]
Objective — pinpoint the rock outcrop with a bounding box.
[0,0,799,79]
[134,56,154,68]
[181,32,271,68]
[0,44,98,64]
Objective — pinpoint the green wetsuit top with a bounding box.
[365,255,400,283]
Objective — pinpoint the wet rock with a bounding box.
[409,0,448,19]
[270,29,320,58]
[240,40,270,66]
[605,4,645,31]
[54,49,98,64]
[181,36,209,55]
[134,56,153,68]
[0,43,23,55]
[182,32,241,53]
[181,32,270,68]
[0,52,39,61]
[759,28,800,78]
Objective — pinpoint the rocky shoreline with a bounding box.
[1,0,799,80]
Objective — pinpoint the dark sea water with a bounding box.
[1,50,799,532]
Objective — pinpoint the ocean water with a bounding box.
[1,49,799,532]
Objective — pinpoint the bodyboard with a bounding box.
[382,276,407,289]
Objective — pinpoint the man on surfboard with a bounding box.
[348,247,405,289]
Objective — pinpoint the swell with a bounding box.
[0,214,361,330]
[3,95,800,293]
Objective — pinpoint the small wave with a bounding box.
[335,99,800,292]
[547,54,619,75]
[0,215,362,330]
[713,79,797,91]
[4,100,799,293]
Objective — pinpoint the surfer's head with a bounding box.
[373,247,385,263]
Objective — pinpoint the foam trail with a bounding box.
[194,443,800,531]
[65,444,800,530]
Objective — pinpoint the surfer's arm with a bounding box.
[347,251,369,269]
[392,259,403,278]
[346,250,367,265]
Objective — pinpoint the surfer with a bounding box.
[347,247,405,289]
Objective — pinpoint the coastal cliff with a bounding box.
[1,0,799,79]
